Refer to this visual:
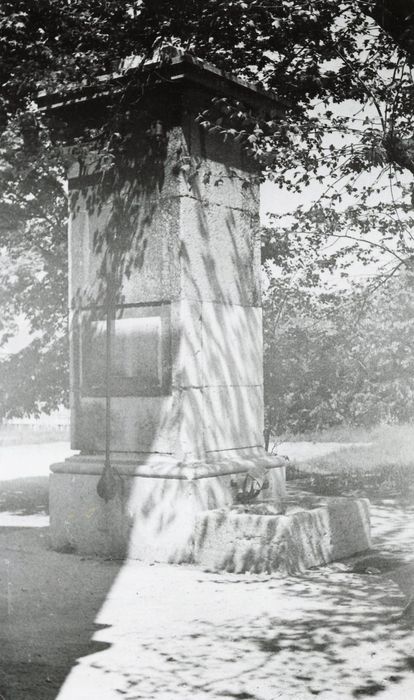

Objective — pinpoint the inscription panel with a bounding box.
[79,303,171,397]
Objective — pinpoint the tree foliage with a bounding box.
[2,1,414,415]
[263,268,414,436]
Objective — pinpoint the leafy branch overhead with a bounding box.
[2,1,414,416]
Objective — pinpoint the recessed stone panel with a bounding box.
[79,303,171,397]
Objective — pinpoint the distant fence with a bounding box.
[2,422,69,432]
[0,413,70,444]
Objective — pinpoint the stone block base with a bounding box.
[193,495,371,574]
[49,451,286,563]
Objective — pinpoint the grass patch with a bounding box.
[292,423,414,472]
[287,423,414,498]
[274,423,379,445]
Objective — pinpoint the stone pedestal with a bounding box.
[46,53,287,561]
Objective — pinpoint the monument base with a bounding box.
[194,495,371,574]
[49,450,286,562]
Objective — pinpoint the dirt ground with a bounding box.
[2,442,414,700]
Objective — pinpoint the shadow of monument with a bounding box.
[0,524,122,700]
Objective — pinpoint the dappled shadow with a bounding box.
[65,93,265,463]
[286,478,414,634]
[194,495,370,575]
[369,499,414,560]
[288,475,414,563]
[45,560,414,699]
[286,457,414,503]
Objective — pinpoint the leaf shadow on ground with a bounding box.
[2,489,414,698]
[3,463,414,699]
[70,546,414,699]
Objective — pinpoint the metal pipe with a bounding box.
[97,243,118,502]
[105,258,112,472]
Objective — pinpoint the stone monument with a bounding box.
[40,50,370,570]
[41,51,287,562]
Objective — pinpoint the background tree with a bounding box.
[263,264,414,438]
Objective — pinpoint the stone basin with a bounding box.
[193,494,371,574]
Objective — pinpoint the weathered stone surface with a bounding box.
[171,300,263,388]
[81,316,162,393]
[193,497,371,574]
[68,202,110,301]
[49,457,286,562]
[170,299,203,387]
[72,296,264,457]
[74,396,175,453]
[178,196,261,305]
[118,195,180,304]
[69,143,264,459]
[73,385,264,456]
[200,302,263,387]
[182,161,259,210]
[202,385,264,452]
[49,472,127,558]
[69,194,180,305]
[67,125,261,309]
[50,466,369,571]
